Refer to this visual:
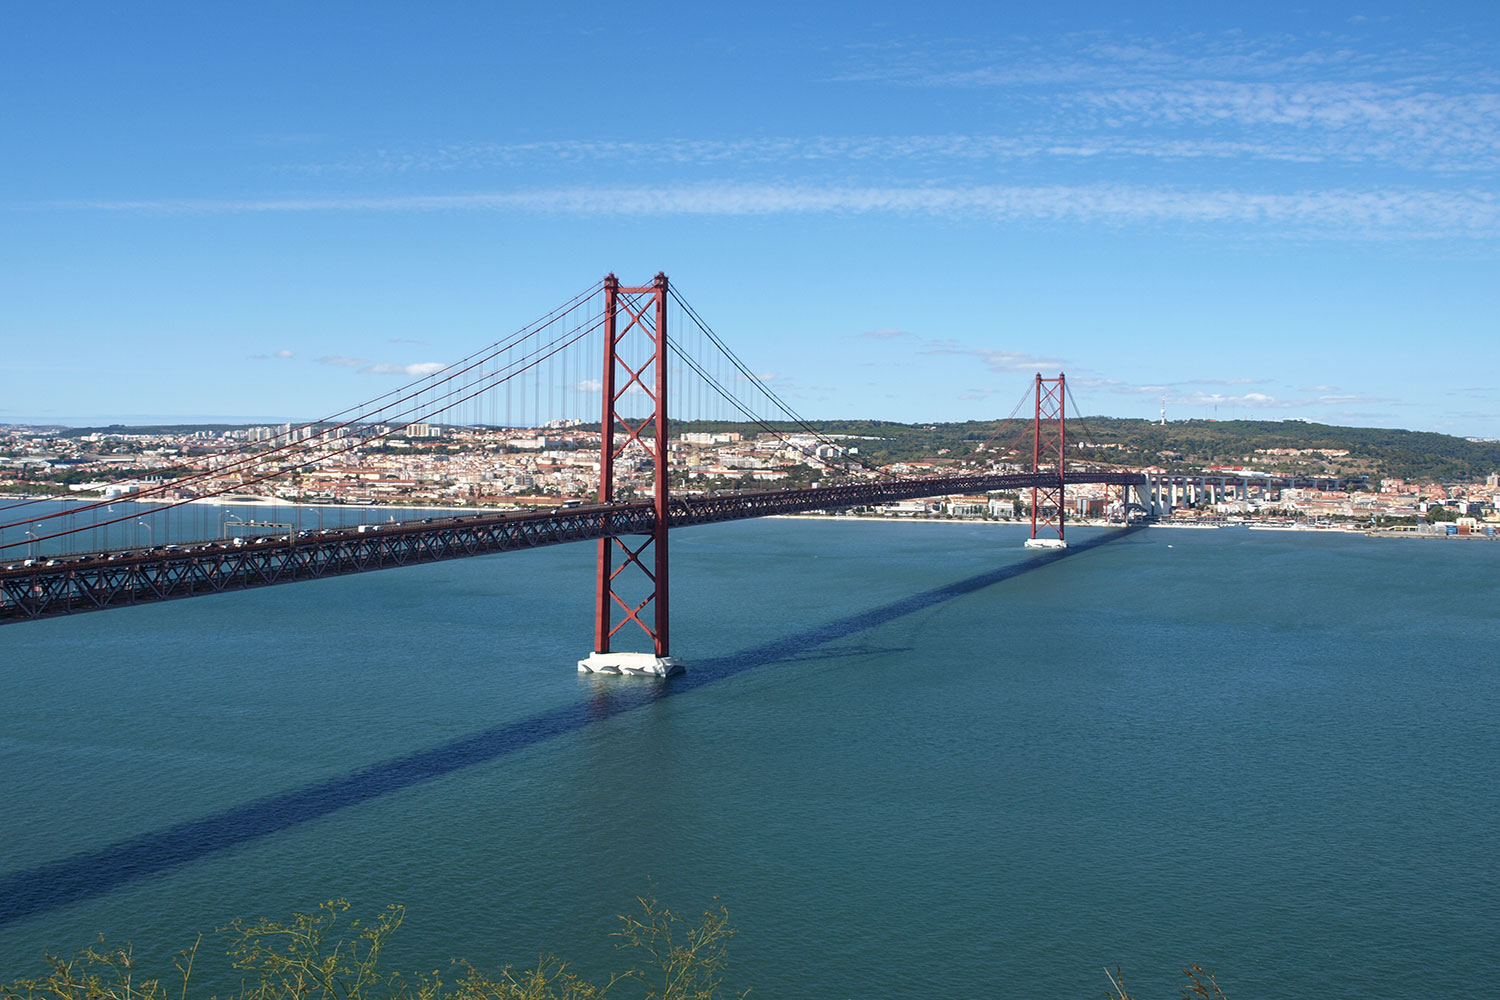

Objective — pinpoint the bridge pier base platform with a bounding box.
[1024,537,1068,550]
[578,651,683,677]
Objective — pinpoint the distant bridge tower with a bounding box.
[578,273,682,677]
[1024,372,1068,550]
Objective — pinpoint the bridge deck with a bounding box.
[0,472,1144,624]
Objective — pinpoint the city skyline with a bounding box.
[3,3,1497,433]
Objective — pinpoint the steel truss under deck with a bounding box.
[1,472,1144,624]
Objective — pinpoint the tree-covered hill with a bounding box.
[674,416,1500,482]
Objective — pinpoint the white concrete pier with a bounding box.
[578,651,683,677]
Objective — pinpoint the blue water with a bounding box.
[1,519,1498,999]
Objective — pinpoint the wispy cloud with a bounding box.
[835,30,1500,174]
[24,182,1497,239]
[15,27,1499,243]
[362,361,445,376]
[300,98,1498,175]
[1178,389,1397,414]
[1075,82,1500,172]
[1077,373,1401,416]
[316,355,444,376]
[1179,390,1281,408]
[920,342,1066,373]
[11,28,1496,262]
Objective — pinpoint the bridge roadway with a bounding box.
[0,471,1144,624]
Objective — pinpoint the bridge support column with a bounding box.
[579,272,682,678]
[1024,372,1068,549]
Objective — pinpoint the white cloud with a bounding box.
[1076,82,1500,171]
[920,341,1066,372]
[835,30,1500,173]
[316,355,367,368]
[13,29,1497,252]
[316,355,446,377]
[33,183,1496,238]
[1077,374,1401,417]
[304,103,1499,174]
[361,361,446,376]
[1169,388,1398,411]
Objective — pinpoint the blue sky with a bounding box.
[3,2,1497,434]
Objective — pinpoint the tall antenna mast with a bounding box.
[1160,395,1167,426]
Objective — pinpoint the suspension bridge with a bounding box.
[0,274,1331,670]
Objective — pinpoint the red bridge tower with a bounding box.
[1024,372,1068,550]
[577,273,682,676]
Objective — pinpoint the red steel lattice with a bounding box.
[593,273,671,656]
[1029,372,1067,542]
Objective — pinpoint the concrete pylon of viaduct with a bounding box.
[577,273,683,677]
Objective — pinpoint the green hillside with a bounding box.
[673,417,1500,482]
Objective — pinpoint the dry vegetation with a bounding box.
[3,899,1231,1000]
[0,898,739,1000]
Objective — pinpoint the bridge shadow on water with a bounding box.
[0,527,1138,928]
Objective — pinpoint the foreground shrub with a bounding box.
[4,897,1230,999]
[1,895,739,1000]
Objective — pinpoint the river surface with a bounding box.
[1,517,1497,999]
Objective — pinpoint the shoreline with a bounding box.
[765,513,1117,528]
[8,494,1494,542]
[766,513,1499,541]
